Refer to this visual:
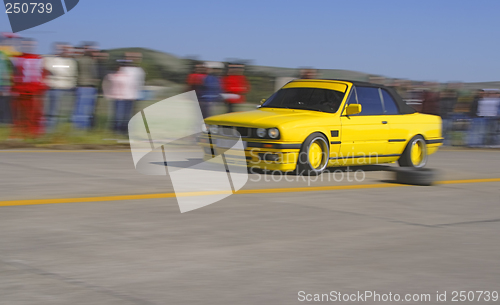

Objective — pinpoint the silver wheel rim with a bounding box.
[307,137,329,172]
[410,138,428,168]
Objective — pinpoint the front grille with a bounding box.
[220,126,250,138]
[236,127,250,137]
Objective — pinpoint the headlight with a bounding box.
[256,128,266,138]
[201,123,209,133]
[209,125,219,134]
[268,128,280,139]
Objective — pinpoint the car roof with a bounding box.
[292,78,388,88]
[289,78,416,114]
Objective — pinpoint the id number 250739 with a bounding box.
[6,3,53,14]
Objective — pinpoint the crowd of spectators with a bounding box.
[0,35,145,139]
[383,79,500,147]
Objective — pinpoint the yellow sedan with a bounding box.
[201,79,442,175]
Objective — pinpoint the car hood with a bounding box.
[205,108,331,128]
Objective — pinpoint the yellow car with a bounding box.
[201,79,443,175]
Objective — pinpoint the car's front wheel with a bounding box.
[296,133,330,175]
[398,135,428,168]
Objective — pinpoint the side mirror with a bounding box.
[345,104,362,115]
[260,98,266,105]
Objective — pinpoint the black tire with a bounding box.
[393,167,436,186]
[398,135,428,168]
[296,133,329,176]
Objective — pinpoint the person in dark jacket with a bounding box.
[199,62,222,118]
[0,49,11,125]
[421,90,440,115]
[439,88,458,145]
[468,90,484,119]
[72,43,98,130]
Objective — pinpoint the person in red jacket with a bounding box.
[221,63,250,112]
[10,39,47,138]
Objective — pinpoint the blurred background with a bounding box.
[0,0,499,148]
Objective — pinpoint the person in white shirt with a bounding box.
[43,43,77,132]
[469,90,500,147]
[477,94,500,117]
[103,57,145,134]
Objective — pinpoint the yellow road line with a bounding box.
[435,178,500,185]
[237,183,402,195]
[0,150,131,153]
[439,149,500,152]
[0,149,200,153]
[0,177,499,207]
[0,193,176,207]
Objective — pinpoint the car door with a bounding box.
[339,86,389,165]
[379,88,409,156]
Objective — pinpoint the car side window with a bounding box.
[381,89,399,115]
[350,86,384,115]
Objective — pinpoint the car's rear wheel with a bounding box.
[296,133,329,175]
[398,135,428,168]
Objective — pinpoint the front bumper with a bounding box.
[198,134,301,172]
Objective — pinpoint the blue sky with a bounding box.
[1,0,499,82]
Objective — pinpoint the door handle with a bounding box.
[382,121,388,124]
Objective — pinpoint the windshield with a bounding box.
[261,88,345,113]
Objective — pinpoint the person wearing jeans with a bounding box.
[73,44,97,130]
[113,98,134,134]
[73,86,97,129]
[199,61,223,118]
[43,43,76,132]
[468,90,500,147]
[103,56,145,134]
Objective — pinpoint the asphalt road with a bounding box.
[0,148,499,304]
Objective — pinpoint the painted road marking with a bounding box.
[0,150,132,153]
[0,178,499,207]
[0,150,199,153]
